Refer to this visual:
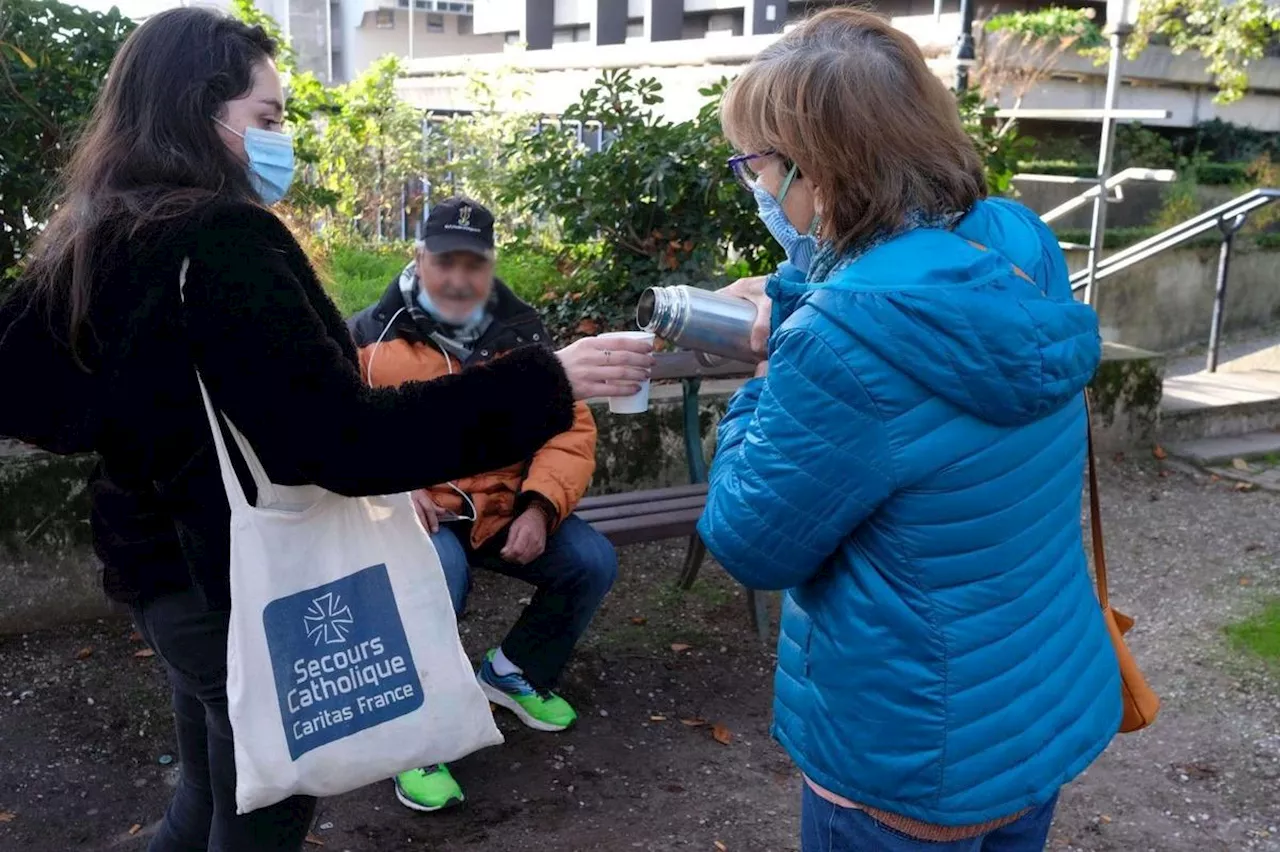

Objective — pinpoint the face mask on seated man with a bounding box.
[346,196,618,816]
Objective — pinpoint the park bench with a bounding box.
[576,351,771,641]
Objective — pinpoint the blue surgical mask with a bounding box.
[416,287,487,331]
[215,119,295,205]
[754,164,820,273]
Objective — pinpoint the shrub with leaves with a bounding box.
[0,0,134,285]
[1128,0,1280,105]
[498,70,780,333]
[310,56,427,239]
[427,65,544,237]
[957,89,1034,195]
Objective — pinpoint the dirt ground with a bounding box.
[2,458,1280,852]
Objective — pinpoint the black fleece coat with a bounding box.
[0,200,575,607]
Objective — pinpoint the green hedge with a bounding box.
[1019,160,1095,178]
[1193,162,1252,185]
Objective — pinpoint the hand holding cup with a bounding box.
[555,334,655,402]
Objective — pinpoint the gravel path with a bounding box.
[0,458,1277,851]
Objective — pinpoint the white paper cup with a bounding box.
[598,331,655,415]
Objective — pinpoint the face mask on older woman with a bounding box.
[753,163,820,272]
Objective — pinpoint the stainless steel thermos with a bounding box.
[636,285,761,365]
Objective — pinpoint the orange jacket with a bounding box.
[348,275,596,549]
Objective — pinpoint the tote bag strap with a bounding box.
[1083,393,1110,610]
[179,257,280,509]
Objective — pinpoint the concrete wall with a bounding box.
[343,8,506,81]
[1071,245,1280,353]
[1013,180,1243,232]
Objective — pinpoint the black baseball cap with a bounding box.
[418,196,495,257]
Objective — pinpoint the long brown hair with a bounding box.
[720,7,987,255]
[23,7,276,366]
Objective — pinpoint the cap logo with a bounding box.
[442,202,483,234]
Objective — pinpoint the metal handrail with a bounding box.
[1036,168,1177,225]
[1066,188,1280,372]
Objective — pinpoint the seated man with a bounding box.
[348,196,617,813]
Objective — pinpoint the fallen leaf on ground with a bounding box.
[0,812,15,823]
[1210,474,1221,482]
[681,718,707,727]
[1232,457,1252,471]
[75,646,94,660]
[127,824,140,835]
[712,724,733,745]
[630,616,647,626]
[1152,445,1168,460]
[1099,814,1112,824]
[304,835,326,847]
[670,643,691,653]
[1241,576,1253,586]
[715,842,728,851]
[134,648,156,659]
[1234,482,1256,492]
[650,715,667,722]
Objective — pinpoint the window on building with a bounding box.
[705,11,740,38]
[624,20,644,42]
[458,14,474,34]
[375,8,395,28]
[426,13,445,32]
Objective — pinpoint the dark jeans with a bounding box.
[432,513,617,688]
[801,784,1059,852]
[131,587,317,852]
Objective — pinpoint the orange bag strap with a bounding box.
[1084,394,1110,609]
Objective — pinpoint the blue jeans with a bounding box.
[131,587,317,852]
[431,513,617,689]
[801,783,1058,852]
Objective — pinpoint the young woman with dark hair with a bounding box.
[0,8,651,850]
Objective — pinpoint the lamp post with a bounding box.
[954,0,976,91]
[1082,0,1140,306]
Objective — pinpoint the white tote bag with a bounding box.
[179,259,503,814]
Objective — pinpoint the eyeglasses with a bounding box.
[727,151,778,192]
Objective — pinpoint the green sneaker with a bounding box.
[394,764,464,812]
[477,649,578,732]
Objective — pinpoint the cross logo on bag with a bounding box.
[304,593,354,646]
[263,565,425,760]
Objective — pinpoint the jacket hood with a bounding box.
[773,198,1101,427]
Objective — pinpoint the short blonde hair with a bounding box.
[721,7,987,254]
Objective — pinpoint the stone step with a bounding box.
[1158,370,1280,444]
[1165,430,1280,466]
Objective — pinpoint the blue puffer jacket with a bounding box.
[698,197,1121,827]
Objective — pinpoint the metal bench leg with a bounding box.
[747,589,770,643]
[677,534,706,590]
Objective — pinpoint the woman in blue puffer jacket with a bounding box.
[698,8,1121,851]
